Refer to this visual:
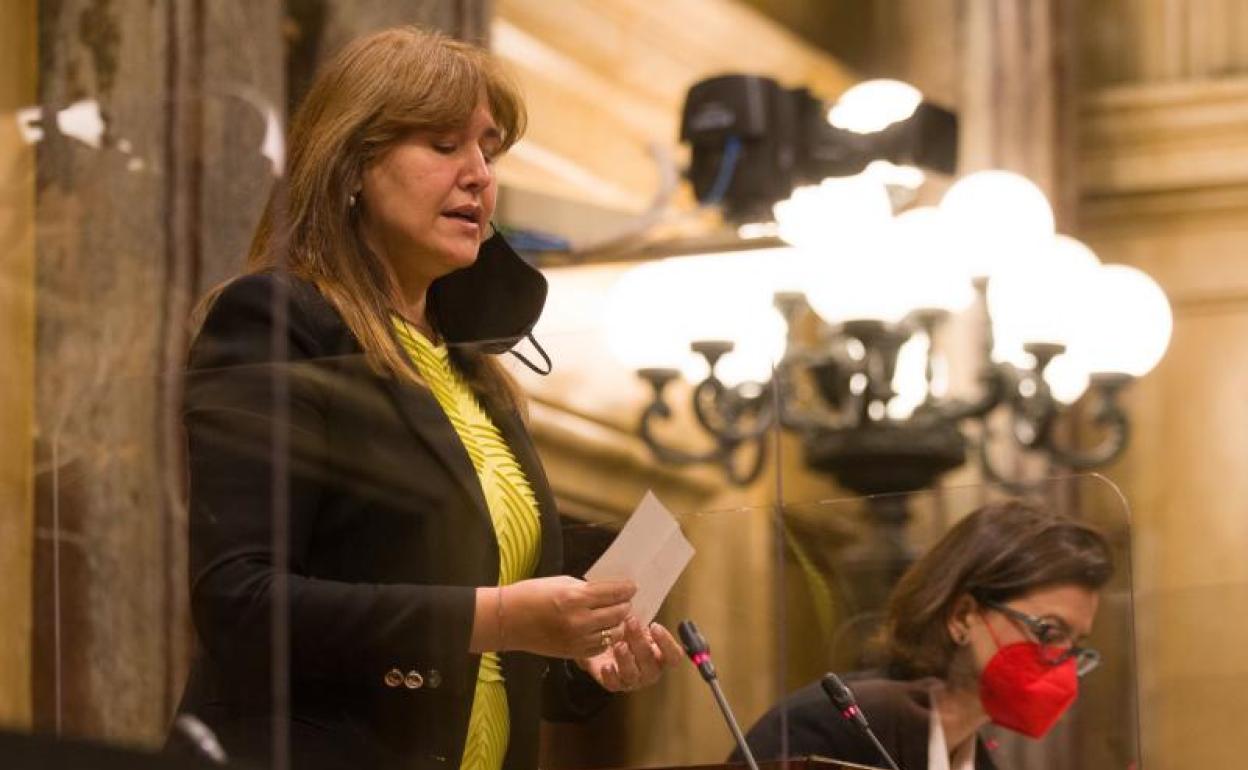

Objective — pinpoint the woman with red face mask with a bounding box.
[736,500,1114,770]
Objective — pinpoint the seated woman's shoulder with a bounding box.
[843,673,941,726]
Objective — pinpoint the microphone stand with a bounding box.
[706,677,759,770]
[678,620,761,770]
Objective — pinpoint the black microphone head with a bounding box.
[677,620,709,657]
[821,672,856,712]
[820,673,897,770]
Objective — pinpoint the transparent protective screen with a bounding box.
[10,8,1140,770]
[528,469,1139,770]
[520,265,1140,770]
[772,477,1139,770]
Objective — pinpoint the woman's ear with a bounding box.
[946,593,977,646]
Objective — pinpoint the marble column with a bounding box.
[0,0,37,732]
[29,0,487,746]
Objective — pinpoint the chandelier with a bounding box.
[606,169,1173,492]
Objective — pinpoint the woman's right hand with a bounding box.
[501,576,636,659]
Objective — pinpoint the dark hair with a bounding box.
[880,499,1114,679]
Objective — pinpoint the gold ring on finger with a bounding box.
[600,628,612,651]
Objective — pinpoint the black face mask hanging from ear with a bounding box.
[426,227,553,375]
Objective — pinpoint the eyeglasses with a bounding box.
[980,599,1101,677]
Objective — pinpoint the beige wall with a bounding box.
[1075,3,1248,768]
[1080,85,1248,770]
[1080,0,1248,86]
[0,0,36,731]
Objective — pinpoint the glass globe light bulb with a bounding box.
[803,217,917,325]
[889,207,975,314]
[888,333,930,420]
[940,170,1056,281]
[605,260,695,372]
[862,159,926,190]
[683,306,788,387]
[607,250,799,386]
[774,174,893,251]
[988,233,1101,366]
[1042,352,1091,405]
[827,79,923,134]
[1076,264,1173,377]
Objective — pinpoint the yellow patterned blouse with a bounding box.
[394,319,542,770]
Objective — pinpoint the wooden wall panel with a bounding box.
[1078,10,1248,764]
[1080,0,1248,87]
[1085,277,1248,769]
[1080,77,1248,198]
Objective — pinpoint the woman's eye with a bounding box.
[433,142,457,154]
[1036,623,1067,645]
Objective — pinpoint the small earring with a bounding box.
[348,191,359,208]
[953,631,968,646]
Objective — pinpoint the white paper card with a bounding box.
[584,491,695,624]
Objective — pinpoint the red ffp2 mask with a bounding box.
[979,640,1078,738]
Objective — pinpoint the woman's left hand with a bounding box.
[577,617,683,693]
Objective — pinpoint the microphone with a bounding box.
[677,620,759,770]
[820,673,901,770]
[677,618,716,681]
[172,714,229,765]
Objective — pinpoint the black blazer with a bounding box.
[174,273,604,770]
[735,675,999,770]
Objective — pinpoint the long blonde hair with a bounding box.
[215,26,527,409]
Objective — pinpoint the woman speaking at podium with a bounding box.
[739,500,1113,769]
[172,26,681,770]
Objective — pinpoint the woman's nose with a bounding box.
[460,148,491,189]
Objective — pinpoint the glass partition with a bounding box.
[8,8,1142,770]
[530,475,1138,770]
[16,251,1142,770]
[772,477,1139,770]
[518,277,1140,770]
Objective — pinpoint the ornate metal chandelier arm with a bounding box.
[769,364,856,433]
[976,429,1044,497]
[776,404,852,433]
[723,433,768,485]
[689,376,776,443]
[935,364,1009,422]
[636,400,719,464]
[1042,374,1133,470]
[635,369,768,484]
[635,368,728,466]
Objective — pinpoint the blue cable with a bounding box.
[703,135,742,205]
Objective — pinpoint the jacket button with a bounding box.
[404,670,425,689]
[426,669,442,689]
[383,668,404,688]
